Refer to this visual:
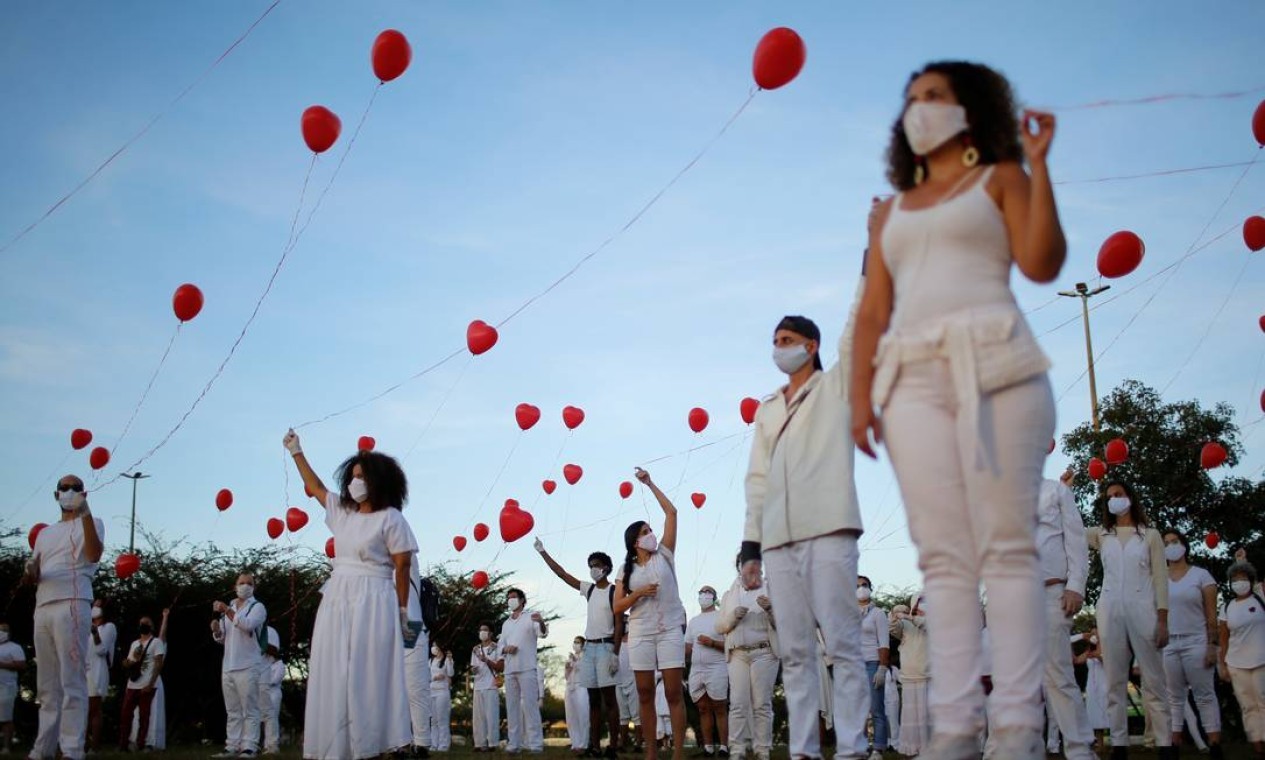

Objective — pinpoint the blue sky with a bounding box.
[2,2,1263,652]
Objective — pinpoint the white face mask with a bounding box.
[636,532,658,553]
[573,642,583,654]
[479,630,491,642]
[856,586,872,602]
[236,584,253,600]
[507,597,521,612]
[348,477,369,503]
[773,344,811,375]
[0,631,8,644]
[1232,580,1253,597]
[902,102,969,156]
[1107,496,1131,516]
[57,488,80,510]
[432,646,442,657]
[1089,635,1099,646]
[590,567,607,582]
[698,593,715,608]
[91,608,104,621]
[1164,544,1186,563]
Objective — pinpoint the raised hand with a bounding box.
[1020,109,1056,164]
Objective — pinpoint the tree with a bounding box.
[1060,380,1265,605]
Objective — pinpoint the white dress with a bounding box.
[303,496,418,759]
[130,640,165,750]
[1085,657,1109,730]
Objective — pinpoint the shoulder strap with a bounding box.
[585,583,594,601]
[609,584,616,610]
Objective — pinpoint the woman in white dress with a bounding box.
[131,607,169,750]
[284,430,417,760]
[1073,629,1109,750]
[890,593,931,755]
[565,637,591,753]
[429,644,454,751]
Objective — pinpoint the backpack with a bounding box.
[413,577,441,632]
[1223,592,1265,619]
[125,639,151,683]
[242,601,269,656]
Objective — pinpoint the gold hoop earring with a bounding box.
[914,159,926,185]
[962,145,979,168]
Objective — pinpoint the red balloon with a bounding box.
[1097,231,1146,279]
[266,518,284,540]
[453,536,467,552]
[70,428,93,450]
[499,501,535,543]
[752,27,806,90]
[562,406,586,430]
[541,479,557,495]
[325,537,336,558]
[471,570,490,590]
[371,29,412,83]
[1244,216,1265,252]
[89,446,110,470]
[1206,531,1221,550]
[1260,388,1264,414]
[215,489,233,511]
[1253,99,1265,146]
[301,106,341,154]
[115,552,141,580]
[1200,442,1227,470]
[1104,438,1129,466]
[1087,457,1107,481]
[740,397,759,425]
[474,523,490,542]
[563,463,583,485]
[28,522,48,550]
[1260,315,1265,333]
[691,492,706,509]
[467,320,499,355]
[286,507,309,533]
[358,436,376,452]
[619,481,633,499]
[172,283,204,322]
[688,407,710,434]
[1047,438,1057,456]
[515,403,541,431]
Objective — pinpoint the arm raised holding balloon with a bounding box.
[284,429,331,507]
[634,467,677,553]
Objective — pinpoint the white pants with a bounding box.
[1096,596,1171,748]
[1230,665,1265,742]
[404,639,433,748]
[1044,695,1060,751]
[1164,635,1221,734]
[1042,585,1094,759]
[726,648,778,755]
[473,689,500,749]
[33,599,92,760]
[430,689,452,750]
[223,666,261,752]
[884,675,900,747]
[505,669,543,751]
[764,533,869,760]
[617,679,640,725]
[566,687,590,750]
[883,363,1054,736]
[898,680,930,755]
[258,682,281,752]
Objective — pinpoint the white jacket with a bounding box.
[716,577,779,662]
[743,280,865,557]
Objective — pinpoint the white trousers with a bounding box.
[1230,665,1265,742]
[404,639,433,748]
[764,533,869,760]
[257,682,281,752]
[1042,586,1094,759]
[1096,596,1171,747]
[898,680,930,755]
[565,687,590,750]
[617,679,640,725]
[726,648,778,754]
[1163,635,1221,733]
[430,689,452,750]
[473,689,500,748]
[223,667,261,752]
[505,669,543,751]
[883,362,1054,735]
[884,675,900,747]
[33,599,92,760]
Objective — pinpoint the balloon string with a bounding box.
[1044,84,1265,111]
[1053,160,1259,185]
[294,348,466,430]
[1160,253,1257,395]
[402,357,474,462]
[0,0,283,258]
[639,430,746,467]
[460,434,523,536]
[96,322,183,482]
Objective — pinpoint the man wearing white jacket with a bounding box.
[211,574,267,758]
[740,284,870,760]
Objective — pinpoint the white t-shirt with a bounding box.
[1167,566,1216,637]
[126,637,166,689]
[324,494,418,579]
[470,643,501,690]
[88,620,118,679]
[218,597,267,673]
[1220,595,1265,670]
[685,610,725,668]
[430,655,454,692]
[265,656,285,689]
[500,610,544,675]
[618,546,686,638]
[33,517,105,607]
[858,604,890,662]
[579,581,616,640]
[0,641,25,687]
[406,553,424,624]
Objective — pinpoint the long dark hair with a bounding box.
[1100,479,1147,534]
[620,521,648,591]
[335,451,408,511]
[885,60,1023,191]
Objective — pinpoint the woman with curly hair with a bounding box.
[849,61,1065,759]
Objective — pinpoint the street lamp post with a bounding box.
[120,472,151,553]
[1058,282,1111,432]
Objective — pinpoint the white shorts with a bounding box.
[579,641,617,689]
[0,682,16,722]
[688,664,729,702]
[628,629,685,672]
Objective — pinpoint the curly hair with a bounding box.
[885,61,1024,191]
[335,450,408,511]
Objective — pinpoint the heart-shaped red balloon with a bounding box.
[688,407,710,434]
[619,481,633,499]
[358,436,376,452]
[474,523,490,542]
[1254,98,1265,147]
[562,406,586,430]
[89,446,110,470]
[691,493,707,509]
[1206,531,1221,550]
[515,403,541,431]
[1200,442,1227,470]
[453,536,468,552]
[371,29,412,83]
[500,502,535,543]
[215,489,234,511]
[28,522,48,550]
[740,397,759,425]
[172,283,204,322]
[471,570,489,590]
[301,105,341,154]
[325,537,336,558]
[542,479,557,495]
[70,428,93,450]
[1097,231,1145,279]
[752,27,806,91]
[1087,457,1107,481]
[115,552,141,580]
[1047,438,1057,456]
[1260,388,1264,414]
[1259,314,1265,333]
[286,507,309,533]
[467,320,499,355]
[1244,216,1265,252]
[267,518,285,540]
[1104,438,1129,465]
[563,464,583,485]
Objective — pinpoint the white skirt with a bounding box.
[304,574,411,759]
